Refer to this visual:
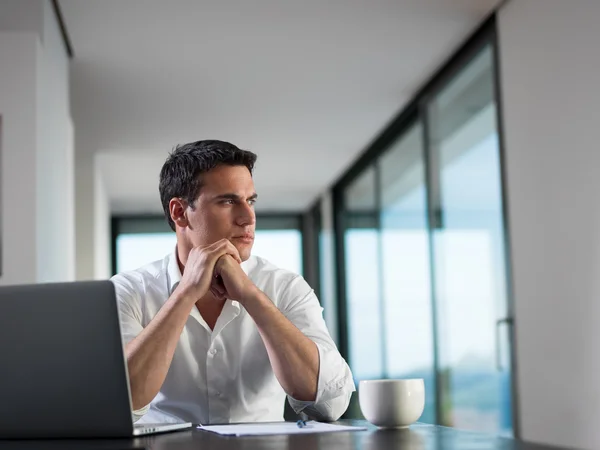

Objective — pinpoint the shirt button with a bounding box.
[215,391,221,397]
[209,348,218,356]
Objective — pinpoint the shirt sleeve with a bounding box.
[111,273,144,346]
[279,275,355,421]
[110,273,150,422]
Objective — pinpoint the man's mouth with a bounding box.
[231,234,254,244]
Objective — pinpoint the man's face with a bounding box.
[183,164,257,261]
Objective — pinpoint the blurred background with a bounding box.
[2,1,600,448]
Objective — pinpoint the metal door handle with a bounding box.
[495,317,513,371]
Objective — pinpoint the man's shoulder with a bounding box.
[247,256,315,310]
[246,255,299,285]
[110,256,169,296]
[246,255,312,301]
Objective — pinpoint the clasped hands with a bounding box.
[176,239,258,306]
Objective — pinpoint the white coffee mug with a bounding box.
[359,379,425,428]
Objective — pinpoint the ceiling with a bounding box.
[60,0,502,214]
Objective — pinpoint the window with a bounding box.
[427,44,512,434]
[343,167,382,380]
[113,215,304,276]
[252,229,302,275]
[116,233,176,273]
[113,217,173,273]
[378,123,436,424]
[334,18,514,435]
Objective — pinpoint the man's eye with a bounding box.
[248,199,257,206]
[223,199,235,205]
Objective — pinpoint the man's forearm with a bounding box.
[242,289,319,401]
[125,289,195,410]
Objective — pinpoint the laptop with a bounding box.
[0,280,192,438]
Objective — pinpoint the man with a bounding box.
[112,140,354,425]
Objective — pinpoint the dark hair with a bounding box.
[159,140,257,231]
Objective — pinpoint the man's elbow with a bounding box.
[331,392,352,421]
[310,392,352,422]
[319,409,343,422]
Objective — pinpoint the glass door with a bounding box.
[426,45,513,435]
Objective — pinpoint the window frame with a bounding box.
[331,14,519,435]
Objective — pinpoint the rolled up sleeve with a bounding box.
[281,276,355,421]
[110,274,150,422]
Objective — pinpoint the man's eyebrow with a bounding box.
[213,193,258,201]
[214,193,239,200]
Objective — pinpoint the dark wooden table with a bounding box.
[0,421,573,450]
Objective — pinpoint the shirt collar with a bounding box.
[240,254,255,276]
[167,247,182,296]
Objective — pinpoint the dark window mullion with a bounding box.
[374,163,388,380]
[421,99,443,426]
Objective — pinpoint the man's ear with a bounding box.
[169,198,188,228]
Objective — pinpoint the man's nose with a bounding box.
[236,203,256,226]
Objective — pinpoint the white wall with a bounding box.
[36,0,75,282]
[0,0,43,35]
[0,0,74,285]
[94,156,111,279]
[74,150,95,280]
[75,143,111,281]
[498,1,600,448]
[0,34,39,285]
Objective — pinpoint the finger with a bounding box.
[207,238,230,250]
[216,239,242,263]
[203,239,231,261]
[213,254,228,276]
[223,241,242,264]
[211,240,242,265]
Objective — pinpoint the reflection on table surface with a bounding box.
[0,421,573,450]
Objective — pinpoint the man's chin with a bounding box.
[232,244,252,262]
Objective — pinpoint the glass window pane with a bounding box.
[116,233,176,273]
[427,45,512,435]
[116,229,303,276]
[378,123,436,424]
[343,167,383,380]
[318,196,338,341]
[252,229,303,275]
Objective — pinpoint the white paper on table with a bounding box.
[196,421,367,436]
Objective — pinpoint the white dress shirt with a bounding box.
[111,250,355,425]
